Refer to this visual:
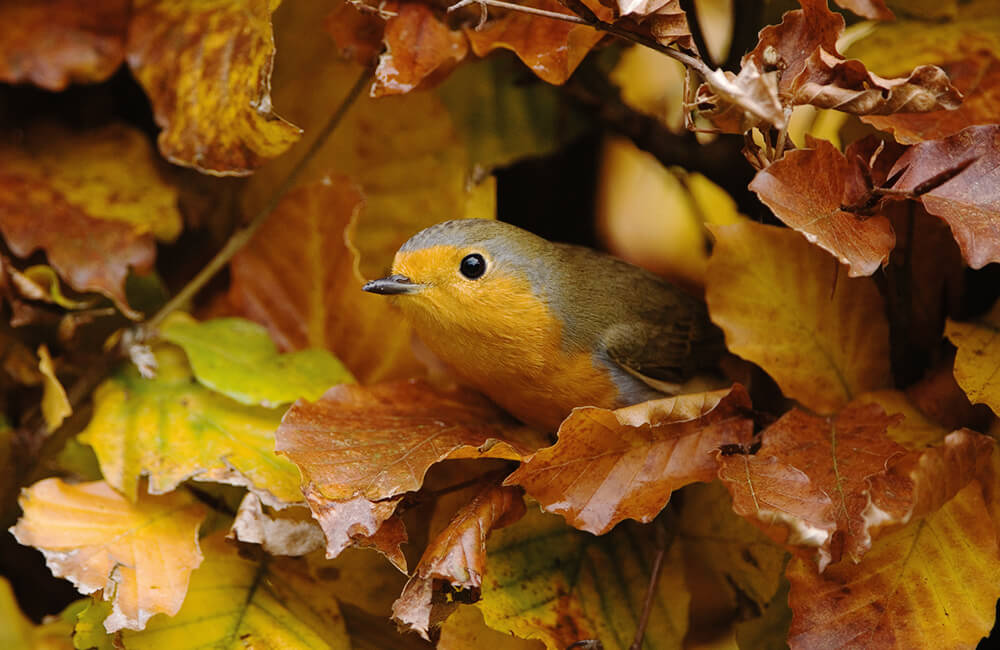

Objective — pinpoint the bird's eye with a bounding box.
[459,253,486,279]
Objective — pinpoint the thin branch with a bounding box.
[447,0,713,78]
[141,65,373,335]
[678,0,711,65]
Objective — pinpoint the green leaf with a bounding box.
[74,600,114,650]
[79,344,302,506]
[159,314,354,407]
[477,505,689,650]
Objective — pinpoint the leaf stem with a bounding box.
[142,65,373,335]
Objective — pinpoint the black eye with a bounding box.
[460,253,486,279]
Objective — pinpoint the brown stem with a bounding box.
[630,518,675,650]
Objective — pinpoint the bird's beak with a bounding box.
[362,274,423,295]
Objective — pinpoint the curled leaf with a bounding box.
[37,344,71,433]
[508,385,753,535]
[229,492,326,556]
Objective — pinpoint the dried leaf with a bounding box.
[946,299,1000,416]
[706,221,891,413]
[507,386,753,535]
[117,532,351,649]
[324,1,386,65]
[696,63,785,133]
[374,2,467,97]
[832,0,893,20]
[37,344,71,433]
[9,478,206,633]
[477,506,689,650]
[79,344,302,507]
[276,380,545,563]
[229,178,424,384]
[0,123,181,318]
[749,137,895,277]
[889,125,1000,269]
[604,0,693,49]
[865,55,1000,143]
[790,48,962,115]
[9,264,98,311]
[0,0,127,90]
[126,0,302,175]
[229,493,325,556]
[787,482,1000,649]
[159,313,354,408]
[392,484,525,639]
[464,0,609,85]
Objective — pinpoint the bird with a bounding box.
[362,219,725,431]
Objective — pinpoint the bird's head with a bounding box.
[362,219,555,340]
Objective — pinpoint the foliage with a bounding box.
[1,1,999,648]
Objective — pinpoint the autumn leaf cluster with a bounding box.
[2,1,1000,649]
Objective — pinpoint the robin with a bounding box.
[363,219,724,431]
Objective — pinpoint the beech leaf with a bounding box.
[392,484,526,640]
[79,344,302,507]
[126,0,302,175]
[159,313,354,408]
[38,344,71,433]
[787,482,1000,649]
[507,385,753,535]
[946,299,1000,415]
[9,478,206,633]
[229,493,326,557]
[706,221,891,413]
[374,2,468,97]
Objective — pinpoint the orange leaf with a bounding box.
[889,124,1000,269]
[392,484,525,639]
[787,481,1000,649]
[465,0,609,85]
[275,379,545,563]
[126,0,302,175]
[323,1,385,66]
[374,3,468,97]
[507,385,753,535]
[749,137,895,277]
[0,0,127,90]
[865,54,1000,143]
[10,479,206,633]
[228,177,424,384]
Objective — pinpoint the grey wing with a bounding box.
[601,303,725,389]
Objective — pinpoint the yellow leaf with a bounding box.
[9,479,206,633]
[38,345,71,433]
[78,344,302,506]
[117,533,351,649]
[1,575,74,650]
[127,0,302,175]
[477,506,689,650]
[786,481,1000,648]
[706,221,891,413]
[439,605,545,650]
[946,299,1000,417]
[855,389,949,448]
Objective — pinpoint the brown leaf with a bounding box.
[275,379,545,563]
[889,124,1000,269]
[228,493,326,556]
[831,0,893,20]
[228,177,424,384]
[696,62,786,133]
[507,385,753,535]
[0,0,128,90]
[126,0,302,175]
[392,484,525,640]
[865,54,1000,143]
[374,2,468,97]
[303,495,408,570]
[717,403,906,569]
[324,1,386,65]
[749,137,895,277]
[790,48,963,115]
[600,0,692,49]
[464,0,609,85]
[787,481,1000,649]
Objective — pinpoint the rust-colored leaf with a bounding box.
[392,484,526,639]
[601,0,692,49]
[787,482,1000,649]
[324,1,385,65]
[465,0,610,85]
[865,54,1000,143]
[275,379,546,563]
[507,385,753,535]
[0,0,128,90]
[696,63,786,133]
[10,479,206,633]
[717,403,904,569]
[228,177,424,384]
[374,2,468,97]
[889,124,1000,269]
[749,137,895,277]
[126,0,302,175]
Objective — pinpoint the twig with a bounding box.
[447,0,713,78]
[630,519,675,650]
[141,65,373,336]
[678,0,710,65]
